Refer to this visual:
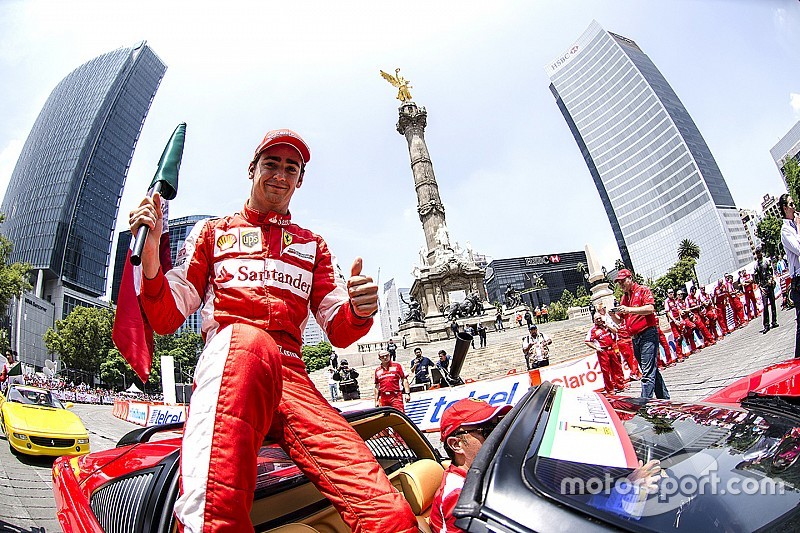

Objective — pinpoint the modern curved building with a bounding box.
[1,41,166,367]
[546,21,750,282]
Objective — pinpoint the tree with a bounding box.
[757,216,784,260]
[0,214,32,351]
[652,258,696,310]
[155,329,203,386]
[784,158,800,207]
[100,348,136,390]
[302,341,333,372]
[44,306,114,385]
[614,259,626,271]
[558,289,575,308]
[677,239,700,283]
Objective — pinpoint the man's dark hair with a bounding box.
[414,348,422,354]
[438,350,446,356]
[779,193,793,219]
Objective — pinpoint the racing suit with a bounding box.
[140,204,416,532]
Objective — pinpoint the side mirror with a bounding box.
[65,402,74,409]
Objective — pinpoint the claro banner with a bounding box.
[336,351,612,432]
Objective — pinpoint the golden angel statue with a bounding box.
[380,68,413,102]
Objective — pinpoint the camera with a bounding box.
[610,306,622,314]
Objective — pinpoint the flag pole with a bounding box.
[130,181,162,266]
[129,122,185,266]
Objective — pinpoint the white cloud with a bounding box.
[792,93,800,115]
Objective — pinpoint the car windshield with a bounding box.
[528,388,800,531]
[7,387,63,408]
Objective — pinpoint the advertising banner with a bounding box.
[533,352,605,392]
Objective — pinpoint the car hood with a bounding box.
[4,402,87,435]
[704,358,800,405]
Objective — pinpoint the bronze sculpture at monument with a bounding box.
[381,69,489,343]
[380,68,413,102]
[504,284,523,309]
[399,293,424,323]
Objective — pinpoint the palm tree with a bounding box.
[677,239,700,283]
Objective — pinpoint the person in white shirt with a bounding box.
[779,192,800,359]
[522,324,551,370]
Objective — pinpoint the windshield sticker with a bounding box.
[539,387,637,468]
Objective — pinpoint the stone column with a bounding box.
[397,102,447,266]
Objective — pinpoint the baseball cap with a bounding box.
[252,129,311,166]
[528,324,538,330]
[440,398,511,441]
[614,269,632,282]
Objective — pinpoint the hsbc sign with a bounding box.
[524,255,561,266]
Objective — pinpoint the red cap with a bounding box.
[252,129,311,165]
[614,268,633,282]
[440,398,511,441]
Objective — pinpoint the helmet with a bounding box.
[340,359,349,366]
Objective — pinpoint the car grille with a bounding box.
[29,436,74,448]
[91,472,155,533]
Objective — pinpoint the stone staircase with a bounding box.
[309,315,596,401]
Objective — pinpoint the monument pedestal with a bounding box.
[398,321,429,347]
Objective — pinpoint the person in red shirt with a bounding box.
[686,286,715,347]
[725,274,747,328]
[663,289,688,360]
[713,279,731,335]
[739,269,760,320]
[585,315,625,394]
[699,286,723,340]
[675,290,699,354]
[430,398,511,533]
[656,327,676,367]
[373,350,411,412]
[611,270,670,399]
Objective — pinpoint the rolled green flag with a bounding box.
[130,123,186,265]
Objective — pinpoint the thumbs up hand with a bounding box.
[347,257,379,319]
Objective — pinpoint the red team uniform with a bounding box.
[140,205,416,532]
[686,292,715,347]
[614,322,642,380]
[713,282,731,335]
[740,272,760,320]
[374,362,407,412]
[664,296,688,360]
[725,279,746,328]
[586,323,625,393]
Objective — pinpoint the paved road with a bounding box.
[0,306,795,532]
[0,403,137,532]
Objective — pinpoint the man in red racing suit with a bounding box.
[131,129,417,533]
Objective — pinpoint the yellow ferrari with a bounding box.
[0,384,90,456]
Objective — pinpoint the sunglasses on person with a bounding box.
[453,424,497,439]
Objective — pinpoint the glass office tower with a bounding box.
[546,21,750,282]
[2,41,166,304]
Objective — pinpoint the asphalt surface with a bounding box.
[0,306,796,532]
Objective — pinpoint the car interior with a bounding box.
[248,409,447,533]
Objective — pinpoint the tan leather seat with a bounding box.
[265,524,320,533]
[394,459,445,532]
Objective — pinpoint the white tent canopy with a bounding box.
[125,383,143,394]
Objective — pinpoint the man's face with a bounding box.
[249,145,304,214]
[414,349,422,359]
[594,316,604,327]
[448,423,494,469]
[439,353,446,360]
[616,277,633,292]
[378,353,390,365]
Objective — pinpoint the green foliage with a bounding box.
[574,295,591,307]
[0,214,32,351]
[614,259,627,271]
[154,329,203,386]
[44,306,114,384]
[652,258,697,310]
[558,289,575,308]
[99,348,136,389]
[677,239,700,283]
[302,341,333,372]
[757,216,784,260]
[575,285,588,299]
[546,301,568,321]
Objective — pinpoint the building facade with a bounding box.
[1,42,166,368]
[761,194,781,220]
[484,251,588,309]
[770,120,800,186]
[739,208,761,257]
[546,21,749,283]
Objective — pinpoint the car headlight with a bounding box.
[77,438,89,444]
[12,432,27,440]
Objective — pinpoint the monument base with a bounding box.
[397,321,429,347]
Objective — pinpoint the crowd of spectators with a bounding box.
[18,374,162,404]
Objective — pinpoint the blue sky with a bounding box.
[1,0,798,297]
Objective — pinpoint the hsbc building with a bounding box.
[484,250,588,308]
